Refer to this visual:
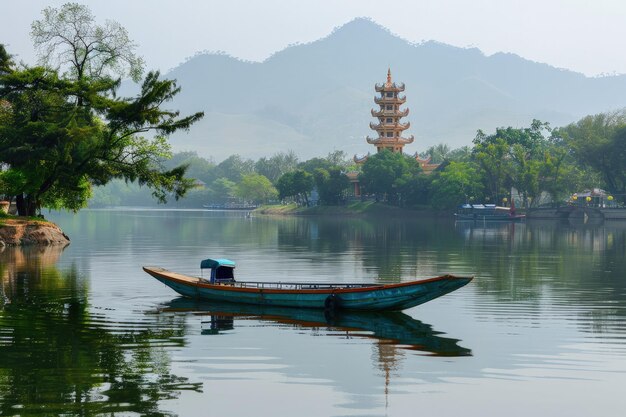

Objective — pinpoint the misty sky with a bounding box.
[2,0,626,77]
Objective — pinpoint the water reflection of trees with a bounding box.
[276,217,463,281]
[0,246,200,416]
[455,220,626,334]
[274,216,626,336]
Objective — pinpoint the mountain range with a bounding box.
[156,18,626,161]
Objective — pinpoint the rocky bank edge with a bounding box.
[0,219,70,246]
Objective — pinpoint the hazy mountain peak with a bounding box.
[328,17,397,39]
[164,19,626,161]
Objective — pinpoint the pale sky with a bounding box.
[2,0,626,77]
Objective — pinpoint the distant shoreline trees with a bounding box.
[84,110,626,211]
[558,110,626,204]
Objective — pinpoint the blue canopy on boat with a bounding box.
[200,258,236,269]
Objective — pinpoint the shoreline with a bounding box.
[80,203,454,217]
[255,202,453,217]
[0,217,70,246]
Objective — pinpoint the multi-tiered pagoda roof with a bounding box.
[365,68,414,154]
[353,69,440,175]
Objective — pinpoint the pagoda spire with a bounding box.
[386,68,392,85]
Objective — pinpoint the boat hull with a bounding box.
[455,213,525,221]
[143,267,472,311]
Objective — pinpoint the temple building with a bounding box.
[349,69,439,197]
[365,68,414,154]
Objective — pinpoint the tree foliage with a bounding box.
[254,151,298,183]
[276,169,314,206]
[359,150,421,204]
[0,64,203,215]
[421,143,450,164]
[430,161,483,209]
[445,146,472,162]
[0,6,203,216]
[207,178,236,204]
[313,168,350,205]
[558,110,626,202]
[0,44,14,75]
[215,155,255,183]
[31,2,144,82]
[235,173,277,204]
[298,157,335,174]
[471,120,577,207]
[165,151,216,184]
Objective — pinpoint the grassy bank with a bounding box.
[0,212,50,226]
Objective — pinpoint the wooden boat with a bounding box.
[455,203,525,222]
[143,258,473,312]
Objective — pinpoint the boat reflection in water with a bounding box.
[160,297,471,357]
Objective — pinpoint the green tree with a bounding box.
[0,169,26,202]
[536,139,590,205]
[559,110,626,202]
[430,161,484,209]
[421,143,450,164]
[276,169,314,206]
[207,178,236,204]
[472,133,513,203]
[298,157,335,174]
[298,151,350,175]
[31,2,144,82]
[0,44,14,75]
[254,151,298,183]
[324,150,350,168]
[165,151,216,185]
[313,168,350,205]
[402,173,433,207]
[471,120,571,206]
[446,146,472,162]
[235,173,278,204]
[359,150,421,204]
[0,39,203,215]
[215,155,255,182]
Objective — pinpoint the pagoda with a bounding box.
[366,68,414,154]
[354,69,438,170]
[349,70,439,196]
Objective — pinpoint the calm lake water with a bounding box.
[2,209,626,416]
